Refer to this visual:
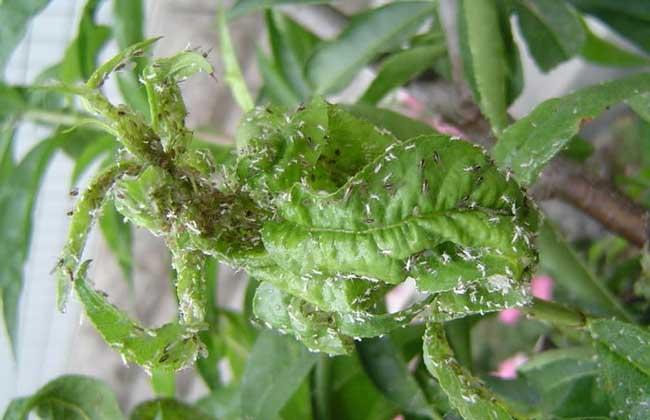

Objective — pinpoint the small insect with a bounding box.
[66,210,74,216]
[69,188,79,197]
[433,151,440,163]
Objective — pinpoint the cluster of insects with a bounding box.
[53,39,538,371]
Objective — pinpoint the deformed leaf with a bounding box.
[493,72,650,185]
[423,322,516,420]
[2,375,123,420]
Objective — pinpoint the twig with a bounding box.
[281,3,649,248]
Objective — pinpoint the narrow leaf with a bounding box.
[537,221,632,320]
[359,44,445,105]
[228,0,330,20]
[459,0,509,133]
[513,0,585,72]
[357,336,435,417]
[307,2,436,94]
[493,72,650,185]
[218,7,254,111]
[0,135,59,354]
[0,0,51,74]
[240,331,318,420]
[99,200,133,287]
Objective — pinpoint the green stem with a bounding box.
[526,298,587,328]
[151,368,176,398]
[23,109,90,127]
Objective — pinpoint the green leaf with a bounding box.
[257,49,302,108]
[2,374,123,420]
[513,0,585,72]
[307,2,436,94]
[423,322,516,420]
[70,135,116,186]
[459,0,509,133]
[328,353,397,420]
[196,385,242,420]
[588,318,650,419]
[130,398,214,420]
[99,200,133,287]
[580,20,650,67]
[59,0,112,84]
[113,0,144,49]
[0,0,51,74]
[357,336,436,418]
[113,0,149,114]
[359,44,446,105]
[266,11,317,100]
[234,98,536,354]
[344,103,436,140]
[142,50,214,152]
[240,330,318,420]
[537,221,632,320]
[218,7,254,112]
[228,0,331,20]
[493,72,650,186]
[0,134,59,354]
[518,347,610,417]
[569,0,650,53]
[151,369,176,398]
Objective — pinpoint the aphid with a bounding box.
[421,179,429,194]
[69,188,79,196]
[433,151,440,163]
[66,210,74,216]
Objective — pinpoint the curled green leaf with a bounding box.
[423,322,516,420]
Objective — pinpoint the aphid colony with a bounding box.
[55,42,538,372]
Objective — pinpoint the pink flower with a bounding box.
[491,353,528,380]
[498,308,522,325]
[498,275,554,326]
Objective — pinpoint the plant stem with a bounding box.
[23,108,89,127]
[526,298,587,328]
[151,368,176,398]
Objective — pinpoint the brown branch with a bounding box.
[280,4,650,247]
